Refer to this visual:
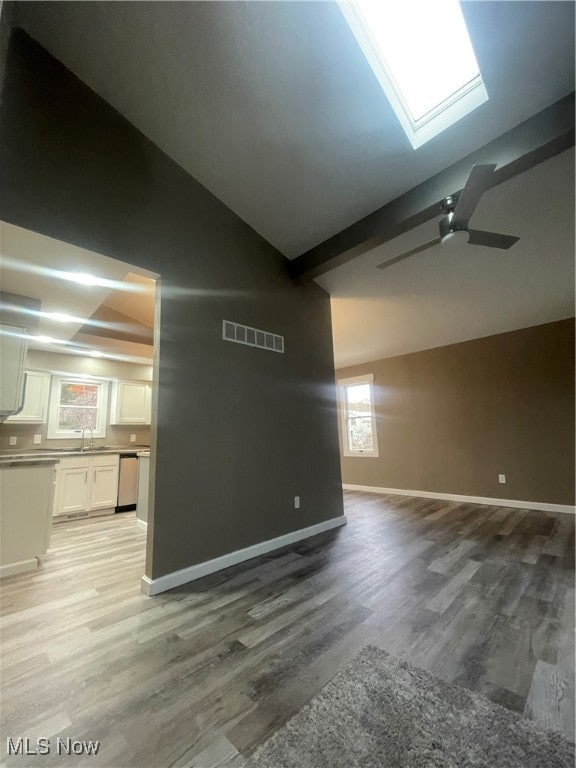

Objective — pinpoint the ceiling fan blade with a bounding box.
[467,229,519,249]
[376,237,442,270]
[451,164,496,229]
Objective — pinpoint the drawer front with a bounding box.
[92,454,120,467]
[58,456,90,470]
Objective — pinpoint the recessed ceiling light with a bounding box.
[58,270,116,288]
[89,350,104,357]
[1,257,151,293]
[62,272,102,286]
[44,312,76,323]
[339,0,488,148]
[27,334,71,346]
[35,335,57,344]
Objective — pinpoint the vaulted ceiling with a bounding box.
[12,1,575,258]
[7,1,575,366]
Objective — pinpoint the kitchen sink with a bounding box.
[21,446,114,453]
[4,446,135,457]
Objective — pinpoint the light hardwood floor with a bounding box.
[1,492,574,766]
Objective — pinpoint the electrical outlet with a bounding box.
[294,496,300,509]
[33,434,42,445]
[130,434,137,443]
[9,436,17,446]
[498,474,506,484]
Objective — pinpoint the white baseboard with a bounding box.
[0,557,39,579]
[342,484,575,515]
[136,519,148,531]
[141,515,347,596]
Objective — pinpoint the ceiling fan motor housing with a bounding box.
[440,195,458,215]
[439,214,467,239]
[377,165,519,267]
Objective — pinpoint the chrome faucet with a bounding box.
[80,426,95,451]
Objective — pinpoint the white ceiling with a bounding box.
[13,1,575,258]
[0,222,156,364]
[317,148,575,367]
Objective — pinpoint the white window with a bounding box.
[337,374,379,458]
[47,377,109,439]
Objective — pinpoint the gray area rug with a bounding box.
[247,646,574,768]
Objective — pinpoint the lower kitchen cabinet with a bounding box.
[91,461,119,510]
[54,454,120,518]
[1,461,56,577]
[57,464,89,514]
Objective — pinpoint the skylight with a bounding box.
[339,0,488,148]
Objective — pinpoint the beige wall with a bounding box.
[337,319,575,505]
[0,349,153,450]
[26,349,153,381]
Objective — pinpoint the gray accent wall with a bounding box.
[337,319,575,506]
[0,28,344,579]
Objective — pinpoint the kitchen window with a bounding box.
[337,374,379,458]
[47,377,109,439]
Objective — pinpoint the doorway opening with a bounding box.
[0,221,160,586]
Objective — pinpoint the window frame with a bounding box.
[47,376,109,440]
[338,0,488,149]
[337,374,379,458]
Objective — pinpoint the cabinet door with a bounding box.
[55,467,90,516]
[6,371,51,423]
[0,325,27,418]
[110,381,151,425]
[89,462,119,509]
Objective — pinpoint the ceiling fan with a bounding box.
[376,164,520,271]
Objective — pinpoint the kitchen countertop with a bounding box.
[0,457,62,468]
[0,446,151,465]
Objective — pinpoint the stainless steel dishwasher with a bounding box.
[116,453,139,512]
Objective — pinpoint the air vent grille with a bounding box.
[222,320,284,354]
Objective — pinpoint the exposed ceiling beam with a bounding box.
[289,93,575,281]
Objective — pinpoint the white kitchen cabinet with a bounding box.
[6,370,51,423]
[57,465,90,514]
[0,324,27,420]
[109,380,151,425]
[54,454,120,518]
[90,459,120,509]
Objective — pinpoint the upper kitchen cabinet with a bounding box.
[110,380,151,425]
[0,324,27,421]
[0,294,41,421]
[6,370,51,423]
